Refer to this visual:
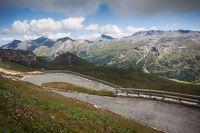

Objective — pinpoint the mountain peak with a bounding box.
[100,34,114,40]
[33,36,49,42]
[11,39,22,43]
[26,36,54,51]
[131,30,165,37]
[177,29,191,33]
[1,39,22,49]
[56,37,74,42]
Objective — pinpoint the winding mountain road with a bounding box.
[23,73,115,91]
[23,72,200,133]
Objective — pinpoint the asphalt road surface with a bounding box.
[52,90,200,133]
[23,73,200,133]
[23,73,115,91]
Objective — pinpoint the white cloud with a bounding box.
[125,26,158,35]
[2,28,10,34]
[100,24,122,37]
[86,24,99,30]
[78,33,101,40]
[23,34,38,40]
[126,26,147,34]
[48,32,71,40]
[1,17,85,42]
[85,23,122,37]
[11,20,29,34]
[62,17,85,30]
[0,37,14,45]
[30,18,62,35]
[149,26,158,30]
[6,17,85,36]
[1,17,160,41]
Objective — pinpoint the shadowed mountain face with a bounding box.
[2,30,200,81]
[0,48,94,70]
[100,34,114,40]
[56,37,75,43]
[2,40,22,49]
[27,37,55,51]
[0,49,37,66]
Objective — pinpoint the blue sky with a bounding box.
[0,0,200,45]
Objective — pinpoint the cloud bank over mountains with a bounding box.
[4,17,84,35]
[2,17,146,42]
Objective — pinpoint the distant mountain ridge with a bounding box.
[3,30,198,51]
[131,30,165,37]
[1,36,55,51]
[1,30,200,81]
[1,34,114,51]
[126,29,200,39]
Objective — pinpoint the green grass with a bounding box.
[69,67,200,96]
[42,82,116,97]
[0,77,161,133]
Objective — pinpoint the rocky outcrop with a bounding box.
[0,49,37,65]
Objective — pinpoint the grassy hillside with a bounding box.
[0,77,161,133]
[78,67,200,96]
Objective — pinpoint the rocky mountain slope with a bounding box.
[2,30,200,81]
[86,30,200,81]
[0,49,37,66]
[0,48,94,71]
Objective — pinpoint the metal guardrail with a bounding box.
[36,70,200,107]
[116,88,200,106]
